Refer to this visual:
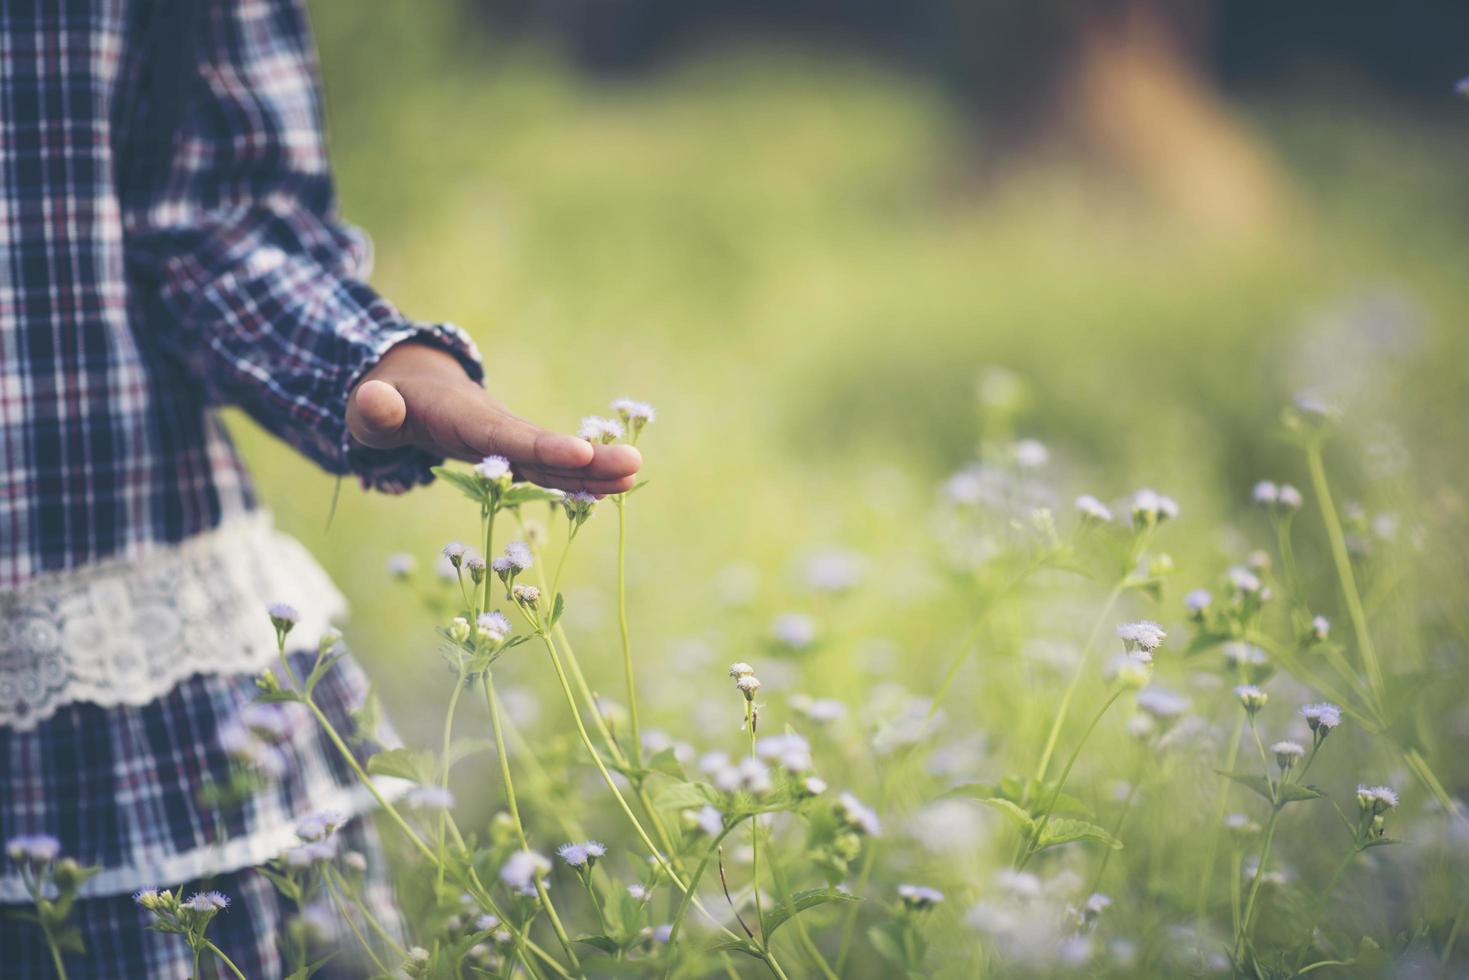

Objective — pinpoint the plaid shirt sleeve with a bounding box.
[122,0,483,493]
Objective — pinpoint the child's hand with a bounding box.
[346,342,641,494]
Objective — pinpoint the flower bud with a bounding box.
[1235,685,1269,716]
[448,617,471,644]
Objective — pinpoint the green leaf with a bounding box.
[646,746,685,780]
[1034,818,1123,851]
[1361,837,1401,849]
[1276,782,1325,803]
[431,466,488,504]
[350,687,383,743]
[548,592,566,629]
[760,888,859,940]
[575,935,621,956]
[653,781,720,811]
[972,797,1035,835]
[366,747,433,783]
[1217,769,1275,804]
[304,650,346,697]
[501,483,564,508]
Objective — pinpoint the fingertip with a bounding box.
[538,433,596,469]
[351,379,407,443]
[585,474,638,495]
[594,443,643,477]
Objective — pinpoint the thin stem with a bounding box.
[615,497,643,766]
[484,671,581,971]
[324,871,392,976]
[43,929,67,980]
[746,700,765,944]
[665,820,745,953]
[1236,805,1281,959]
[765,830,840,980]
[203,942,247,980]
[1034,581,1126,784]
[1304,444,1386,704]
[1290,845,1361,971]
[1020,688,1126,869]
[1196,709,1245,923]
[326,865,406,957]
[480,506,497,614]
[435,667,468,893]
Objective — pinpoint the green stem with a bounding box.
[1196,710,1245,923]
[747,701,766,944]
[665,820,745,952]
[324,870,392,976]
[1290,845,1361,971]
[765,832,839,980]
[327,865,406,957]
[480,506,497,614]
[435,666,468,894]
[203,942,247,980]
[1304,444,1386,705]
[615,497,643,766]
[1033,581,1126,785]
[43,927,67,980]
[484,671,581,971]
[1236,805,1282,959]
[1020,688,1125,869]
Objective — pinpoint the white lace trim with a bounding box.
[0,511,348,730]
[0,777,410,902]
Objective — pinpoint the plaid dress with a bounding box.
[0,0,480,973]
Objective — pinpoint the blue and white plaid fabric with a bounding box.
[0,0,481,592]
[0,650,398,904]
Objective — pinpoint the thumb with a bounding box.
[346,379,409,449]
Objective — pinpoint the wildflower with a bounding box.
[1301,702,1342,736]
[803,776,828,796]
[738,757,773,795]
[182,891,231,914]
[556,841,606,869]
[561,491,596,524]
[295,809,344,843]
[1011,439,1049,469]
[240,703,291,742]
[1117,621,1166,654]
[898,883,945,911]
[6,834,61,869]
[728,662,756,679]
[650,924,673,944]
[686,805,723,836]
[132,888,165,912]
[1184,588,1212,618]
[1309,615,1330,643]
[387,552,416,578]
[1235,685,1269,716]
[771,612,817,650]
[735,674,761,700]
[475,914,501,933]
[343,851,369,873]
[578,416,624,444]
[1228,566,1263,596]
[1131,488,1179,528]
[448,616,471,644]
[405,786,455,810]
[1136,687,1190,722]
[267,603,299,643]
[1075,494,1113,524]
[442,542,467,568]
[504,541,533,570]
[1224,813,1259,840]
[1077,892,1112,928]
[1272,740,1305,771]
[1277,484,1303,511]
[285,839,337,868]
[611,398,656,438]
[836,791,883,836]
[1222,642,1268,676]
[1114,654,1153,690]
[474,454,512,484]
[499,850,552,897]
[627,884,650,901]
[465,556,486,585]
[1125,713,1156,740]
[511,584,540,610]
[1252,481,1278,507]
[477,611,511,646]
[993,869,1042,900]
[1356,785,1399,815]
[791,694,846,724]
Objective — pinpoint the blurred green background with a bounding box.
[230,0,1468,815]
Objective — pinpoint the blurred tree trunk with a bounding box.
[1060,1,1286,235]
